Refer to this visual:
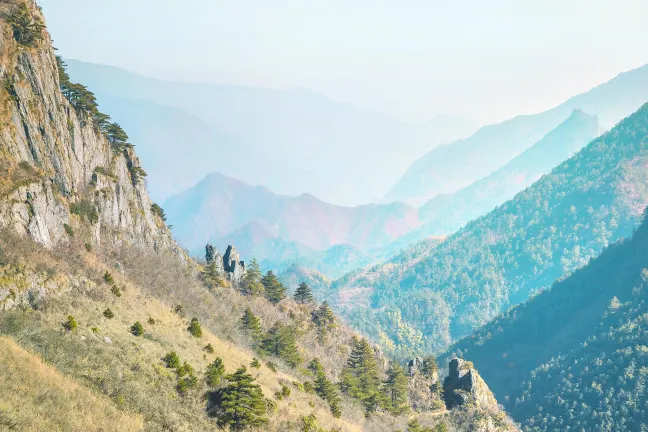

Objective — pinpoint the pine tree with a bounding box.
[240,258,264,296]
[340,337,386,413]
[385,361,409,414]
[307,358,342,418]
[130,321,144,336]
[261,271,286,304]
[208,367,268,430]
[188,317,203,338]
[311,301,336,342]
[294,282,314,304]
[407,418,432,432]
[240,308,263,343]
[260,322,302,367]
[202,261,225,289]
[421,356,438,378]
[206,357,226,387]
[434,424,448,432]
[105,123,129,153]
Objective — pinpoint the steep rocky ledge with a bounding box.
[0,0,180,256]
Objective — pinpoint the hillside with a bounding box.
[332,101,648,356]
[0,2,515,431]
[384,62,648,205]
[413,109,601,237]
[443,209,648,431]
[164,173,421,274]
[62,59,478,206]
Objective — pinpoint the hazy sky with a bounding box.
[39,0,648,124]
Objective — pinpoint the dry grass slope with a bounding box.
[0,336,144,432]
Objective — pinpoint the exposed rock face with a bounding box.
[407,356,441,411]
[223,245,245,282]
[0,1,180,257]
[443,358,498,410]
[205,244,224,272]
[205,244,244,282]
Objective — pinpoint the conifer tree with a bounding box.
[340,337,386,413]
[294,282,314,304]
[240,258,264,296]
[385,361,409,414]
[260,322,302,367]
[421,356,438,378]
[206,357,226,388]
[105,123,129,153]
[262,271,286,304]
[240,308,263,343]
[309,358,342,418]
[202,261,226,289]
[407,418,432,432]
[208,366,268,430]
[188,317,203,338]
[311,301,336,342]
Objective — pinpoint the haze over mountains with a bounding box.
[332,102,648,355]
[164,173,421,276]
[385,63,648,205]
[64,59,478,205]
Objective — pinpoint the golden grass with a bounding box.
[0,336,144,432]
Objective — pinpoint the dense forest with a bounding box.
[333,102,648,356]
[444,207,648,431]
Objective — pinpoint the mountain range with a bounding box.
[330,102,648,356]
[384,63,648,205]
[164,173,421,275]
[63,59,478,206]
[444,202,648,431]
[0,3,515,430]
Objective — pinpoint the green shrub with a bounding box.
[103,308,114,319]
[250,358,261,369]
[63,223,74,237]
[266,361,278,373]
[84,242,92,252]
[281,385,291,398]
[103,272,114,284]
[187,317,202,338]
[303,381,315,394]
[163,352,180,369]
[176,361,194,378]
[130,321,144,336]
[204,343,215,353]
[62,315,77,332]
[70,199,99,224]
[7,3,45,47]
[110,285,122,297]
[147,317,156,325]
[177,374,198,394]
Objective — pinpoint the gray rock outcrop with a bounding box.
[443,358,498,410]
[0,1,180,257]
[223,245,245,282]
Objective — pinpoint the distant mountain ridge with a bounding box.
[163,173,422,274]
[63,59,478,205]
[332,102,648,356]
[412,109,602,237]
[384,63,648,205]
[443,205,648,431]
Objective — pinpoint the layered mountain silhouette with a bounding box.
[444,203,648,431]
[163,173,421,274]
[64,60,477,205]
[332,102,648,354]
[384,63,648,205]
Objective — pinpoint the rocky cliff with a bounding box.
[443,358,499,410]
[0,0,180,256]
